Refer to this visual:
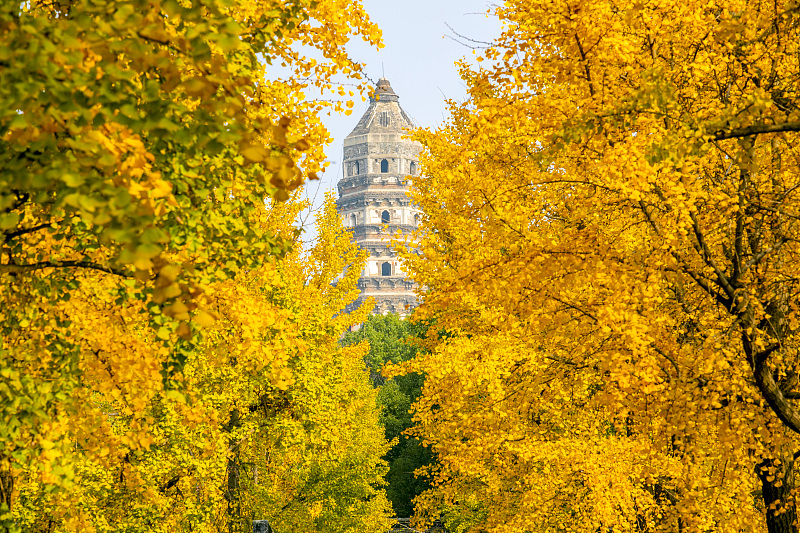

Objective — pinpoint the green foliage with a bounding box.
[342,314,434,518]
[343,313,424,384]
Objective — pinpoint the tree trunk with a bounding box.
[757,457,798,533]
[224,408,241,533]
[0,468,12,512]
[0,467,13,533]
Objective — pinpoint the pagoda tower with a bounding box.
[337,78,421,316]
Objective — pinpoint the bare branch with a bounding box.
[443,22,494,49]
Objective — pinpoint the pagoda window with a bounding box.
[381,262,392,276]
[381,210,390,223]
[380,159,389,173]
[350,214,357,227]
[410,161,417,175]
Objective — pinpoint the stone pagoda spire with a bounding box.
[337,78,421,316]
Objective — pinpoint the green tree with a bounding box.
[342,314,434,518]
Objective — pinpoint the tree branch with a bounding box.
[743,235,789,271]
[159,474,181,494]
[3,222,54,242]
[741,335,800,434]
[0,260,130,277]
[754,350,800,434]
[732,167,747,282]
[712,121,800,141]
[574,34,595,97]
[689,211,738,300]
[638,200,732,308]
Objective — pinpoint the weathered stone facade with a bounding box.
[337,78,420,316]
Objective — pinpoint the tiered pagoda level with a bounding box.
[337,78,420,316]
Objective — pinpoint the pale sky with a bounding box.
[297,0,503,240]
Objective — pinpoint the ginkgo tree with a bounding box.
[10,192,393,533]
[0,0,385,530]
[397,0,800,532]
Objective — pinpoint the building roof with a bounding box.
[344,78,415,139]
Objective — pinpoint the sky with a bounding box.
[297,0,504,238]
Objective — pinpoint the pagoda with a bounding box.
[337,78,421,316]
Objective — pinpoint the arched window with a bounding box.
[414,213,420,226]
[381,262,392,276]
[380,159,388,173]
[354,160,360,174]
[410,161,417,175]
[381,210,390,223]
[349,214,357,227]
